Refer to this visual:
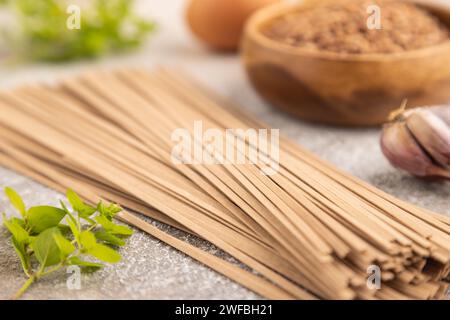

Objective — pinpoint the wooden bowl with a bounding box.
[241,1,450,126]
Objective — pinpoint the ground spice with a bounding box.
[263,0,450,54]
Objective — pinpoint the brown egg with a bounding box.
[186,0,280,51]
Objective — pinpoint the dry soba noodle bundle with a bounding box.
[0,68,448,299]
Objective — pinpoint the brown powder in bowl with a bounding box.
[262,0,450,54]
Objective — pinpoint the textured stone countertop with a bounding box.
[0,0,449,300]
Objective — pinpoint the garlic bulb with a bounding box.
[380,104,450,179]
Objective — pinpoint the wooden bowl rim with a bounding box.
[244,1,450,62]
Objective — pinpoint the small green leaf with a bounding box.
[87,244,121,263]
[11,217,26,228]
[66,189,83,211]
[61,200,80,239]
[53,233,75,258]
[97,201,122,220]
[97,201,107,214]
[31,227,62,267]
[12,237,30,274]
[82,216,97,225]
[95,215,114,230]
[108,203,122,215]
[2,213,29,244]
[27,206,67,233]
[79,230,97,251]
[78,228,121,263]
[4,187,26,218]
[112,225,133,236]
[67,217,79,241]
[68,256,103,272]
[95,215,133,236]
[95,231,125,246]
[66,189,96,218]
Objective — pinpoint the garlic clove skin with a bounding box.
[406,106,450,167]
[381,121,433,177]
[380,121,448,178]
[432,105,450,126]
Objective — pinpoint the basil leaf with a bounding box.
[2,213,29,244]
[95,215,133,236]
[4,187,26,218]
[66,189,96,218]
[111,225,132,236]
[61,200,80,239]
[79,230,97,251]
[95,215,114,230]
[68,256,103,272]
[27,206,66,233]
[87,244,121,263]
[66,189,83,211]
[11,217,26,228]
[53,232,75,258]
[31,227,62,267]
[67,217,80,241]
[95,231,125,246]
[81,216,96,225]
[12,237,30,274]
[79,230,120,263]
[97,201,122,220]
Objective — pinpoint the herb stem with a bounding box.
[12,275,35,300]
[40,263,64,277]
[86,224,98,232]
[23,267,32,278]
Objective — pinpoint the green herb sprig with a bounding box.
[1,0,155,62]
[1,187,133,299]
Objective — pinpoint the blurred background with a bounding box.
[0,0,278,113]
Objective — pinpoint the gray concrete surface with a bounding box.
[0,0,449,299]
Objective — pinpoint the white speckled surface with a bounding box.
[0,0,449,300]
